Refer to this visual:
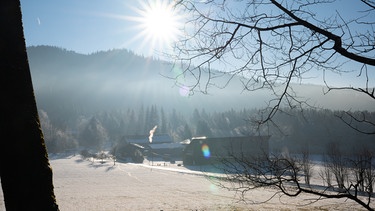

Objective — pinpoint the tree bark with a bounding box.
[0,0,59,210]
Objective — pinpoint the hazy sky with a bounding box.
[20,0,374,88]
[20,0,182,57]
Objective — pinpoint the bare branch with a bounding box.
[335,111,375,135]
[270,0,375,66]
[214,151,375,210]
[173,0,375,138]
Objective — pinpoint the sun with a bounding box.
[141,1,179,41]
[129,0,184,55]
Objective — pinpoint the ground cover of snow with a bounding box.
[0,155,372,210]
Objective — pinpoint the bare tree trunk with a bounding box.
[326,143,348,190]
[0,0,59,210]
[301,147,313,186]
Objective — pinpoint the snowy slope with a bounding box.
[0,155,371,210]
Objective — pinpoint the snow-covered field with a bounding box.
[0,155,372,210]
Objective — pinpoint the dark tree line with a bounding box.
[41,104,375,156]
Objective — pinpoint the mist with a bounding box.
[25,45,375,154]
[29,46,373,115]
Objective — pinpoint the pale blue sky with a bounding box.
[20,1,155,55]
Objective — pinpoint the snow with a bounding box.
[0,155,372,210]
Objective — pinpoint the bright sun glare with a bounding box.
[130,0,183,55]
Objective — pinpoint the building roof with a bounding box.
[125,134,173,145]
[148,142,184,149]
[190,135,271,144]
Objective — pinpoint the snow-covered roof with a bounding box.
[126,134,173,144]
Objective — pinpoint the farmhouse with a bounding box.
[183,136,270,165]
[122,134,185,160]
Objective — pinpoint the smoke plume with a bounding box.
[149,125,157,143]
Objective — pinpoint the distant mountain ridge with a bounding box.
[27,45,374,121]
[27,46,266,115]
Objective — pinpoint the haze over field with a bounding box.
[28,45,374,116]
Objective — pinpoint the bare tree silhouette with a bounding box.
[173,0,375,209]
[173,0,374,131]
[215,151,374,211]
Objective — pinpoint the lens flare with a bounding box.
[201,144,210,158]
[172,66,190,97]
[209,183,218,193]
[179,85,189,96]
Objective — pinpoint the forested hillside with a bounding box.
[27,46,374,154]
